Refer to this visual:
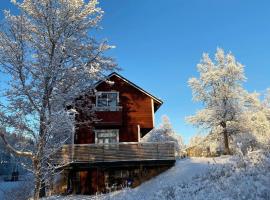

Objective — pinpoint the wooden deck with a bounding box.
[53,142,175,167]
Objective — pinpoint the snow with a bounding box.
[0,174,33,200]
[141,115,184,154]
[44,156,230,200]
[0,180,28,199]
[0,151,267,200]
[105,157,223,200]
[43,150,270,200]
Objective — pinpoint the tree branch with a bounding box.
[0,128,33,158]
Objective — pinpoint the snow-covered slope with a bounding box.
[45,156,230,200]
[103,157,229,200]
[45,151,270,200]
[0,174,33,200]
[0,180,28,200]
[0,151,262,200]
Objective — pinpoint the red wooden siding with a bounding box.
[75,74,161,144]
[96,75,155,142]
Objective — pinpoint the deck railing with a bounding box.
[53,142,175,166]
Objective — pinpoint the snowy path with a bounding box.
[106,157,227,200]
[116,158,213,198]
[45,157,229,200]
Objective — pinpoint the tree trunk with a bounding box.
[33,159,42,200]
[34,177,41,200]
[221,121,230,155]
[48,173,54,196]
[40,181,46,198]
[223,129,230,155]
[38,112,46,198]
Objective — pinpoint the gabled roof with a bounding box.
[95,72,163,106]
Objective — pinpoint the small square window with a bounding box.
[96,92,119,111]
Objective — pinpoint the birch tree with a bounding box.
[0,0,116,199]
[187,48,246,155]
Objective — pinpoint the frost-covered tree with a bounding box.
[0,0,116,199]
[188,133,205,147]
[187,48,247,155]
[236,91,270,152]
[142,115,184,154]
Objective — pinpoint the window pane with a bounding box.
[107,93,117,107]
[98,139,103,144]
[97,92,118,108]
[111,138,116,143]
[95,129,119,144]
[97,93,108,107]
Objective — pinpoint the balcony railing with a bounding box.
[53,142,175,166]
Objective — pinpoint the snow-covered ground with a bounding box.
[2,151,269,200]
[0,174,33,200]
[0,180,23,199]
[45,151,270,200]
[44,156,231,200]
[155,150,270,200]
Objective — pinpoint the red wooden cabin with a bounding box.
[53,72,175,195]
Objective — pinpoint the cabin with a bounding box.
[52,72,176,195]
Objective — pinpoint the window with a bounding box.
[96,92,119,111]
[95,129,119,144]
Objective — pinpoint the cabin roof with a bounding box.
[95,72,163,109]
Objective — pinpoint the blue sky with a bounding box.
[1,1,270,143]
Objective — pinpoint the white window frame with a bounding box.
[96,91,119,111]
[95,129,119,144]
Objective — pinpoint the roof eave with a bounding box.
[95,72,163,107]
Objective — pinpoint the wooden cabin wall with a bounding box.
[75,75,156,144]
[76,126,94,144]
[96,75,155,143]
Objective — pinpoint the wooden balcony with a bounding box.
[94,106,122,126]
[53,142,175,167]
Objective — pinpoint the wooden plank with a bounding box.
[52,142,175,166]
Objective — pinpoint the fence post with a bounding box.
[157,143,159,160]
[102,145,105,162]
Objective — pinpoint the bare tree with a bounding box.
[0,0,116,199]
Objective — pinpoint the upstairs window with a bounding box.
[96,92,119,111]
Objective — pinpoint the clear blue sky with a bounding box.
[1,1,270,143]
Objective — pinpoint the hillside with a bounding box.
[1,151,269,200]
[42,157,218,200]
[44,150,269,200]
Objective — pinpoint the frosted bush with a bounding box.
[155,151,270,200]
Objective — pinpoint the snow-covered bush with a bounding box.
[155,150,270,200]
[141,116,184,155]
[230,92,270,154]
[231,132,260,155]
